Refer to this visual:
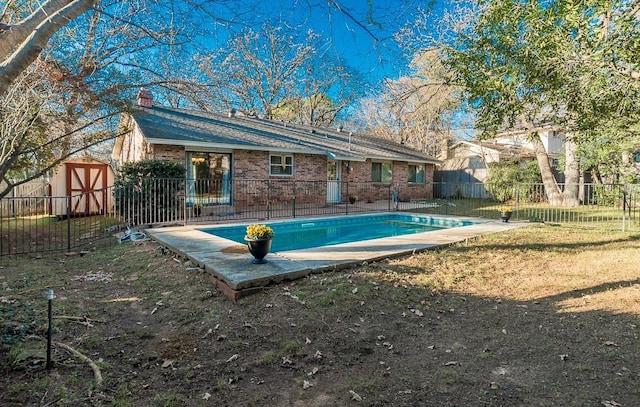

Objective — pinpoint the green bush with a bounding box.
[589,184,618,206]
[486,160,541,202]
[114,160,185,225]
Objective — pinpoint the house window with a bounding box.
[270,154,293,176]
[408,164,425,183]
[371,162,392,183]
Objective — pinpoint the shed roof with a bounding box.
[119,106,440,164]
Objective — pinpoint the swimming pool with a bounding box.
[200,213,475,252]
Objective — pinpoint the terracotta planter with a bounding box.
[501,211,512,223]
[245,237,272,264]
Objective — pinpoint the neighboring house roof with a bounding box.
[447,140,541,159]
[469,140,537,159]
[115,106,440,164]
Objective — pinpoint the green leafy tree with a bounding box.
[487,160,541,202]
[442,0,640,206]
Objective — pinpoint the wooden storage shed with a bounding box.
[49,157,115,217]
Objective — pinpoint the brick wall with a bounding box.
[139,144,435,204]
[152,145,185,162]
[342,159,435,202]
[233,151,328,204]
[233,150,269,179]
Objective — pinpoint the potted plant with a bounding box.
[244,224,274,264]
[498,206,513,222]
[348,194,357,204]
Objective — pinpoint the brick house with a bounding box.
[112,89,440,207]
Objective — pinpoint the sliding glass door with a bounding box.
[186,152,232,205]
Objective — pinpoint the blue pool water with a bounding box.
[200,214,474,252]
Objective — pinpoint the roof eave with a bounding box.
[145,138,370,160]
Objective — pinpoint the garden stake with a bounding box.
[46,289,53,370]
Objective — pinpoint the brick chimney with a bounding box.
[137,87,153,108]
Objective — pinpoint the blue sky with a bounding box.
[201,0,448,87]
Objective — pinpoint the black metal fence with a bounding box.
[408,182,640,232]
[181,179,401,223]
[1,180,638,256]
[0,189,122,256]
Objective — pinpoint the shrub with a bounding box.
[114,160,185,225]
[487,160,541,202]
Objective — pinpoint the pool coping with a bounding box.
[144,213,529,300]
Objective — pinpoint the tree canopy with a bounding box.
[0,1,427,197]
[195,24,363,126]
[357,48,461,157]
[0,0,229,196]
[441,0,640,204]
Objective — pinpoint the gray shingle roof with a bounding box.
[131,106,440,164]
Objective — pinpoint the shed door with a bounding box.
[66,163,108,215]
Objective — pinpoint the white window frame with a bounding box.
[269,154,294,176]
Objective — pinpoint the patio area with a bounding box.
[145,213,529,300]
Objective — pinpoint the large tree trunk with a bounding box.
[0,0,96,97]
[532,133,563,205]
[562,133,581,207]
[533,132,580,207]
[0,0,76,60]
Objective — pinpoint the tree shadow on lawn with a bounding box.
[448,232,640,254]
[1,240,638,407]
[337,268,640,406]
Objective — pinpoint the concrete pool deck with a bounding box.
[145,214,529,300]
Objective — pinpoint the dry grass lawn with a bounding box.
[1,224,639,406]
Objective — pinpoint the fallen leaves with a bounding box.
[349,390,362,402]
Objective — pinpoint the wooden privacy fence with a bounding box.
[0,179,49,217]
[1,180,638,256]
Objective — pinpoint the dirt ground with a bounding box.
[1,224,639,406]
